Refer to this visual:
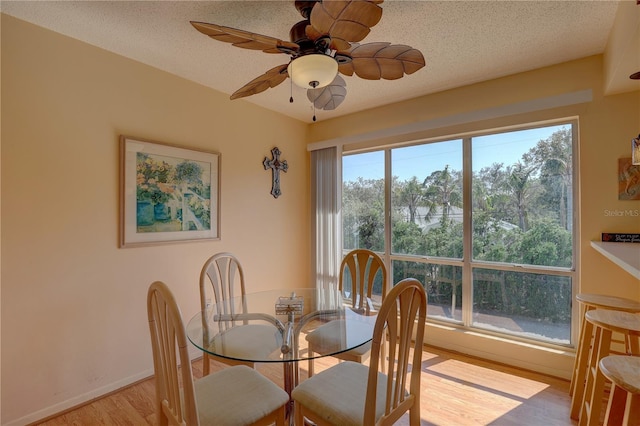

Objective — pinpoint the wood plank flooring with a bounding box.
[33,345,576,426]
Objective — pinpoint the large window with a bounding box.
[342,122,576,346]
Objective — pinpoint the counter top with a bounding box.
[590,241,640,280]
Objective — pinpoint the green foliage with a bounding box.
[473,270,571,323]
[357,211,384,251]
[422,221,463,258]
[423,165,462,224]
[343,127,574,325]
[343,178,385,251]
[397,177,426,224]
[516,218,572,267]
[523,127,573,230]
[175,161,203,185]
[392,221,423,254]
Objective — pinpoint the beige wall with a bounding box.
[2,7,640,426]
[1,15,308,425]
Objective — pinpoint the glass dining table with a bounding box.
[186,287,378,419]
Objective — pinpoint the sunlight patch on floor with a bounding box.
[427,358,550,399]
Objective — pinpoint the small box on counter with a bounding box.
[601,233,640,243]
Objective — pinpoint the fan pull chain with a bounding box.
[309,80,318,122]
[289,79,293,104]
[289,77,293,103]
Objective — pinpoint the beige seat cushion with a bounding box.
[195,365,289,426]
[291,361,388,426]
[306,319,373,356]
[210,324,283,359]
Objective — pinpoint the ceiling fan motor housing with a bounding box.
[289,20,316,52]
[294,0,317,19]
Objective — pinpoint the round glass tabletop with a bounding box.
[186,287,377,364]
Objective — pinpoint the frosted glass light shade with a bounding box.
[288,54,338,89]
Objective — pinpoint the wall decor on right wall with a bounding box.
[632,134,640,165]
[618,157,640,200]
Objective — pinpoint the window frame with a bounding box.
[342,119,579,349]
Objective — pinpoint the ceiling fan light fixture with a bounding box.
[288,54,338,89]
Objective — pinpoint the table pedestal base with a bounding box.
[283,360,299,425]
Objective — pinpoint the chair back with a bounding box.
[147,281,199,426]
[365,278,427,426]
[200,252,247,321]
[340,249,387,311]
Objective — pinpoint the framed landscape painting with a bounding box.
[120,136,220,247]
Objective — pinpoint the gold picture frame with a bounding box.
[119,136,220,247]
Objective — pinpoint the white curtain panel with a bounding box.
[310,147,341,292]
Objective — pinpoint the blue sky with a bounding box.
[343,125,567,182]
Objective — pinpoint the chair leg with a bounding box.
[294,401,306,426]
[275,405,286,426]
[409,404,420,426]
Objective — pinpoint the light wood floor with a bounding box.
[34,345,577,426]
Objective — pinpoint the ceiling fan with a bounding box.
[191,0,425,120]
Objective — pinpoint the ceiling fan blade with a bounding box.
[307,75,347,110]
[230,64,289,100]
[338,42,425,80]
[191,21,299,54]
[308,0,383,50]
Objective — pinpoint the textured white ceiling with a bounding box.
[1,1,632,123]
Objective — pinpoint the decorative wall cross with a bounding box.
[263,147,288,198]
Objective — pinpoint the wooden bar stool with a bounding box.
[577,310,640,426]
[570,294,640,400]
[599,355,640,426]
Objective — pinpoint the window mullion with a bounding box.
[384,148,393,287]
[462,137,473,326]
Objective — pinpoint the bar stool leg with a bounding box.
[600,354,640,426]
[627,335,640,355]
[603,382,630,426]
[624,392,640,426]
[571,304,592,397]
[571,317,596,419]
[579,326,613,426]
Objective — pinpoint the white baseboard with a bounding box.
[6,348,204,425]
[4,369,154,426]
